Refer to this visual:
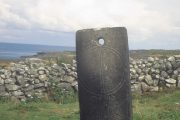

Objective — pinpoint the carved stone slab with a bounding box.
[76,27,132,120]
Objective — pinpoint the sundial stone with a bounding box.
[76,27,132,120]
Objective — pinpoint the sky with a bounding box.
[0,0,180,49]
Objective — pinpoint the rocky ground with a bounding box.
[0,55,179,101]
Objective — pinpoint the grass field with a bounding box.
[0,89,179,120]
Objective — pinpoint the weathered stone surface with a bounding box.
[148,57,155,62]
[178,76,180,87]
[76,27,132,120]
[138,75,145,81]
[0,74,6,79]
[161,71,169,78]
[63,76,75,83]
[131,83,141,93]
[168,56,175,62]
[38,70,45,75]
[166,62,172,70]
[150,86,159,92]
[39,75,48,81]
[6,84,20,91]
[16,75,26,85]
[5,78,16,84]
[34,83,44,89]
[0,49,179,101]
[0,78,4,85]
[12,90,24,96]
[71,81,78,91]
[166,83,176,88]
[165,78,177,84]
[34,79,40,84]
[24,85,34,91]
[145,74,153,85]
[0,85,5,92]
[141,82,151,92]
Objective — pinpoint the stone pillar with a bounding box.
[76,27,132,120]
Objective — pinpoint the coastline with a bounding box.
[0,49,180,66]
[0,51,76,67]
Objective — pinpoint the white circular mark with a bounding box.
[98,38,105,46]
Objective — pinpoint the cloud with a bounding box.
[0,0,180,48]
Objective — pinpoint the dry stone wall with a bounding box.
[0,56,179,101]
[130,56,180,93]
[0,58,78,101]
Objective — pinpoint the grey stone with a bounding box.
[172,75,178,80]
[155,74,160,79]
[136,68,142,74]
[153,63,160,69]
[148,57,155,62]
[150,86,159,92]
[12,90,24,96]
[161,71,169,78]
[166,62,172,70]
[166,83,176,88]
[141,82,151,92]
[145,74,153,85]
[34,88,46,93]
[150,68,156,74]
[178,76,180,87]
[16,76,26,85]
[154,57,159,61]
[29,69,37,75]
[16,69,25,75]
[34,83,44,88]
[39,75,48,81]
[71,81,78,86]
[168,56,175,62]
[76,27,131,120]
[69,72,77,78]
[0,74,6,79]
[0,85,5,92]
[167,70,173,74]
[63,76,75,83]
[159,63,166,70]
[173,70,178,76]
[72,59,76,65]
[24,83,30,87]
[130,68,136,74]
[178,75,180,81]
[153,79,159,86]
[146,63,152,67]
[38,70,45,75]
[165,78,176,84]
[138,75,145,81]
[0,92,9,96]
[44,81,50,87]
[177,68,180,73]
[155,69,160,74]
[5,78,16,84]
[24,85,34,91]
[6,84,20,91]
[71,81,78,91]
[0,78,4,85]
[34,79,40,84]
[131,83,141,93]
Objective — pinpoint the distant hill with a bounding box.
[129,49,180,59]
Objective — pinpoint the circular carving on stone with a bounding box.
[78,45,126,95]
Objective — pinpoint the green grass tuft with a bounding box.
[0,89,179,120]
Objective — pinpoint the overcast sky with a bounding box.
[0,0,180,49]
